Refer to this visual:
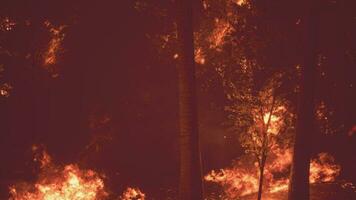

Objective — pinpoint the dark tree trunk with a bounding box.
[257,155,266,200]
[176,0,204,200]
[288,2,318,200]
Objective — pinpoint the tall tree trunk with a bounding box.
[176,0,204,200]
[288,2,318,200]
[257,154,266,200]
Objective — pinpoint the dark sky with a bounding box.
[0,0,355,198]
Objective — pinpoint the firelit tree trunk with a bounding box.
[176,0,204,200]
[288,2,318,200]
[257,154,266,200]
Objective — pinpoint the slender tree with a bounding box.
[176,0,204,199]
[288,1,318,200]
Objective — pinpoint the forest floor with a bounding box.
[241,182,356,200]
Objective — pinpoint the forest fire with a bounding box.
[309,153,341,183]
[9,146,107,200]
[209,19,233,50]
[1,1,355,200]
[9,164,107,200]
[205,151,341,198]
[8,146,146,200]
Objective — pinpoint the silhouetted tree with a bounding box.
[288,2,318,200]
[176,0,204,199]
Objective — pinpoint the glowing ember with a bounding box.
[43,20,66,77]
[0,17,16,31]
[0,83,13,97]
[209,19,233,50]
[121,187,146,200]
[32,145,52,168]
[195,47,205,65]
[173,53,179,59]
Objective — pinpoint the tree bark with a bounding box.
[257,155,266,200]
[288,2,318,200]
[176,0,204,200]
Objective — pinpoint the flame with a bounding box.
[235,0,247,6]
[309,153,341,183]
[121,187,146,200]
[8,146,148,200]
[209,19,233,50]
[205,168,259,198]
[9,148,107,200]
[262,106,286,135]
[195,47,205,65]
[9,163,107,200]
[43,21,66,77]
[205,151,341,198]
[32,145,52,168]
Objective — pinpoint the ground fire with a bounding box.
[8,146,145,200]
[205,151,342,199]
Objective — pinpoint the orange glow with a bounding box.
[121,187,146,200]
[8,147,149,200]
[173,53,179,59]
[194,47,205,65]
[205,150,341,198]
[205,168,259,197]
[0,17,16,31]
[309,153,341,183]
[43,21,66,75]
[209,19,233,50]
[9,164,107,200]
[32,145,52,168]
[0,83,13,97]
[9,148,107,200]
[262,106,286,135]
[235,0,247,6]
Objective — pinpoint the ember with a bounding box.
[121,187,146,200]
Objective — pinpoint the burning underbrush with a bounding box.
[8,145,145,200]
[205,149,342,199]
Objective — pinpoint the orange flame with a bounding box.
[9,163,107,200]
[205,168,259,198]
[309,153,341,183]
[195,47,205,65]
[9,147,146,200]
[42,21,66,77]
[121,187,146,200]
[208,19,233,50]
[205,151,341,198]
